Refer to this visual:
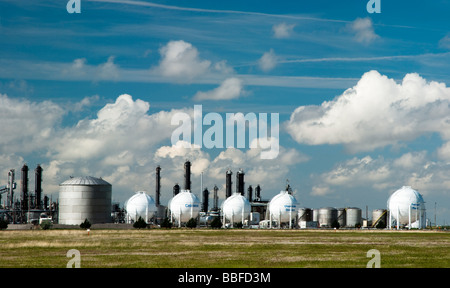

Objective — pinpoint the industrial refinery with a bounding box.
[0,160,429,230]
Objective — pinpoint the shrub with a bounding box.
[210,217,222,229]
[40,222,52,230]
[160,217,172,229]
[80,218,91,230]
[331,220,340,229]
[233,222,243,229]
[186,218,197,229]
[0,219,8,230]
[133,216,148,229]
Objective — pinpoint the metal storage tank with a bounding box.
[268,191,298,228]
[168,190,200,225]
[59,176,112,225]
[318,207,337,227]
[337,208,346,227]
[387,186,426,229]
[125,191,157,223]
[298,208,312,222]
[312,208,320,222]
[222,192,251,224]
[372,209,387,228]
[346,207,362,227]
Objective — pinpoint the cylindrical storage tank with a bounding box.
[372,209,387,228]
[346,207,362,227]
[59,176,112,225]
[169,190,200,223]
[318,207,337,227]
[312,208,320,222]
[298,208,312,222]
[269,191,298,226]
[337,208,346,227]
[125,191,157,223]
[387,186,426,228]
[222,192,251,224]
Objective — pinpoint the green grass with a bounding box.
[0,229,448,268]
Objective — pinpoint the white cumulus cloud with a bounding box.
[193,77,245,101]
[286,70,450,153]
[258,49,278,72]
[153,40,211,82]
[348,17,379,44]
[272,23,295,39]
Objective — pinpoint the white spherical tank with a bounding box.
[125,191,157,223]
[269,191,298,223]
[169,190,201,223]
[387,186,426,228]
[222,193,251,224]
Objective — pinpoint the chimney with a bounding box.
[21,164,29,211]
[155,166,161,206]
[184,161,191,191]
[236,169,245,195]
[35,164,43,209]
[226,170,232,198]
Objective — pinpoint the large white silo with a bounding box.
[317,207,337,228]
[222,192,251,226]
[125,191,157,223]
[59,176,112,225]
[345,207,362,228]
[387,186,426,229]
[268,191,298,228]
[168,190,201,227]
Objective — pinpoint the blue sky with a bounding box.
[0,0,449,225]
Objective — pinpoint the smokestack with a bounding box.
[226,170,232,198]
[43,195,49,210]
[247,185,253,202]
[184,161,191,191]
[155,166,161,206]
[213,185,219,211]
[202,188,209,212]
[173,183,180,196]
[21,164,29,211]
[7,169,15,209]
[255,184,261,201]
[236,169,245,195]
[35,164,43,209]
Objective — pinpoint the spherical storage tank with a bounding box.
[59,176,112,225]
[125,191,157,223]
[222,193,251,224]
[169,190,201,223]
[387,186,426,228]
[269,191,298,224]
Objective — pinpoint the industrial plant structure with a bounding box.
[0,164,55,225]
[0,160,430,230]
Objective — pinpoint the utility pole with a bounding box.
[434,202,437,227]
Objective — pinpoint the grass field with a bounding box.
[0,229,448,268]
